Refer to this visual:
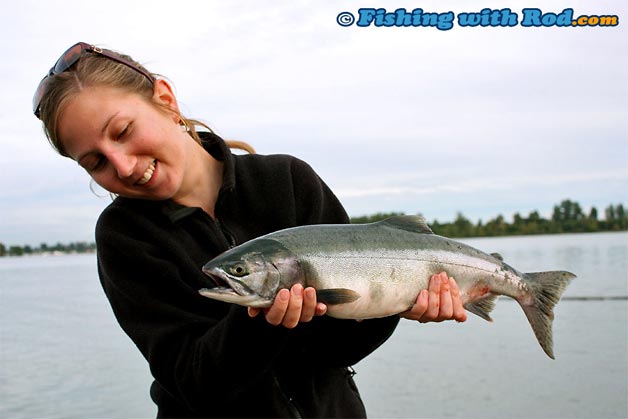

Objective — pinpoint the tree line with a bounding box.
[351,199,627,237]
[1,200,626,256]
[0,241,96,257]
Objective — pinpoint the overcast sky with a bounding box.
[1,0,626,245]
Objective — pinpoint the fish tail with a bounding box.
[519,271,576,359]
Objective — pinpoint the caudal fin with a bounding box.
[519,271,576,359]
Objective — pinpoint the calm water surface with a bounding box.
[1,232,627,418]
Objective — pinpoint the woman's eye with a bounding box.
[117,126,128,140]
[116,121,134,141]
[82,155,105,172]
[92,157,105,171]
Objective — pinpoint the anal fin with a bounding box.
[464,293,498,322]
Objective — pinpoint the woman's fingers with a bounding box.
[437,274,454,321]
[299,287,318,322]
[399,289,429,321]
[400,272,468,323]
[257,285,325,328]
[263,288,291,326]
[315,302,328,317]
[281,284,304,328]
[450,278,467,322]
[423,272,443,320]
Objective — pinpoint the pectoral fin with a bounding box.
[317,288,361,305]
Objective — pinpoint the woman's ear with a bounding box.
[152,79,180,118]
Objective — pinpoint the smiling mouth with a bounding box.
[137,160,156,185]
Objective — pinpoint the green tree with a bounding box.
[453,212,474,237]
[525,210,546,234]
[605,205,616,223]
[511,212,524,234]
[589,207,598,220]
[583,206,599,232]
[605,204,627,230]
[617,204,627,229]
[484,215,508,236]
[475,219,485,236]
[8,246,24,256]
[552,199,585,232]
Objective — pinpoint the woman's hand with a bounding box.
[401,272,467,323]
[248,284,327,328]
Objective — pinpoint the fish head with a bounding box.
[199,239,303,308]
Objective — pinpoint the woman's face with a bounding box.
[58,82,194,201]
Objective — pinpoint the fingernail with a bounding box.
[279,289,290,301]
[293,284,302,297]
[305,287,315,300]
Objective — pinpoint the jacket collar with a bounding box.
[161,131,236,223]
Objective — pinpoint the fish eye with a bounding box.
[230,264,247,277]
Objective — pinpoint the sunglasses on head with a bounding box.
[33,42,154,118]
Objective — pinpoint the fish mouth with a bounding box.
[199,266,273,308]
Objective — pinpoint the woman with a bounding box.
[33,42,467,418]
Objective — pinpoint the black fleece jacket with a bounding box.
[95,132,400,418]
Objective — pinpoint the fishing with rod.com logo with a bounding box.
[336,8,619,31]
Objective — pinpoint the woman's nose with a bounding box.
[108,150,136,179]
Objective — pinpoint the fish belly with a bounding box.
[303,253,433,319]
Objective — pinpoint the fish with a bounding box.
[199,215,575,358]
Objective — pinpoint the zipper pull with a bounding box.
[214,218,236,248]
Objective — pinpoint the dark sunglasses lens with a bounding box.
[33,77,49,116]
[34,43,88,116]
[53,43,86,74]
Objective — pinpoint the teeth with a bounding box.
[137,160,156,185]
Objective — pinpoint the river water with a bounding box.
[1,232,627,418]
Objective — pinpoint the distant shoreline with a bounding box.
[2,229,626,258]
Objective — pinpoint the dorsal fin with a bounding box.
[490,252,504,261]
[380,215,434,234]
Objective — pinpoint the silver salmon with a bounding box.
[199,215,575,358]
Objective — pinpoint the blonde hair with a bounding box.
[37,46,254,156]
